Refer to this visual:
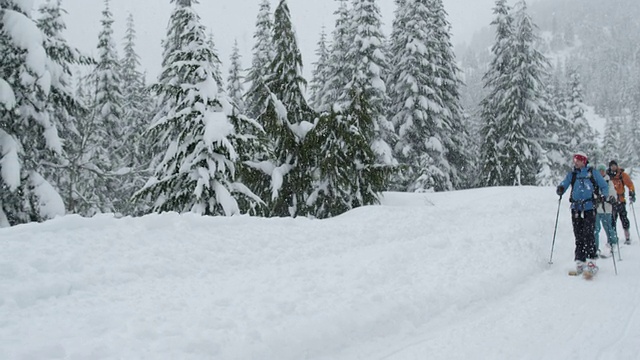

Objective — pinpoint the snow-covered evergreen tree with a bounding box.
[36,0,97,216]
[429,0,471,189]
[256,0,316,217]
[480,0,552,186]
[535,80,571,186]
[85,0,127,213]
[479,0,513,187]
[307,0,396,209]
[226,39,245,114]
[0,0,66,226]
[205,31,224,88]
[386,0,411,191]
[389,0,451,191]
[501,0,552,186]
[120,12,153,215]
[603,117,622,164]
[245,0,272,119]
[343,0,396,169]
[308,89,388,218]
[318,0,352,113]
[566,69,599,160]
[386,0,408,117]
[121,14,145,100]
[308,26,330,112]
[224,38,271,216]
[390,0,469,191]
[625,81,640,168]
[135,0,263,216]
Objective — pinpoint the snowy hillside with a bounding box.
[1,187,640,359]
[584,104,607,142]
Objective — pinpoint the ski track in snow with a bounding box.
[1,187,640,359]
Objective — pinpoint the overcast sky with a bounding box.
[41,0,502,81]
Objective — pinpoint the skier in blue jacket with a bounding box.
[556,152,609,277]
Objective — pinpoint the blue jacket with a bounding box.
[558,166,609,211]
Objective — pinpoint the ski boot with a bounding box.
[583,259,599,280]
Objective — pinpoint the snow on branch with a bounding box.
[3,10,51,92]
[0,78,16,109]
[0,129,22,191]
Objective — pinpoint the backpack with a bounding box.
[570,166,600,203]
[607,167,625,198]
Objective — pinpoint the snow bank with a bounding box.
[1,187,639,359]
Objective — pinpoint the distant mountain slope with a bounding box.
[458,0,640,118]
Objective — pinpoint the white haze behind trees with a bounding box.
[38,0,510,82]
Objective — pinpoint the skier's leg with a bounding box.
[594,213,602,250]
[584,210,598,259]
[572,210,587,262]
[619,203,631,242]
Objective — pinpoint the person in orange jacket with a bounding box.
[607,160,635,245]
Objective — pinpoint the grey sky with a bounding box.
[48,0,499,81]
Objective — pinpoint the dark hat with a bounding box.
[609,160,618,167]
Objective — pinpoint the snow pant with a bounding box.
[595,212,619,249]
[612,202,630,230]
[572,209,597,262]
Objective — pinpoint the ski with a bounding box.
[568,270,597,279]
[583,271,596,280]
[568,268,599,278]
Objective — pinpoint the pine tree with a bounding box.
[479,0,513,187]
[308,26,330,112]
[121,14,144,100]
[387,0,409,119]
[386,0,411,191]
[626,80,640,168]
[37,0,96,216]
[343,0,396,168]
[603,117,622,162]
[135,0,263,216]
[224,39,271,215]
[479,0,551,186]
[389,0,449,191]
[536,73,571,186]
[318,0,352,113]
[256,0,316,217]
[566,69,599,160]
[500,0,552,186]
[205,31,224,88]
[427,0,471,190]
[120,13,153,215]
[86,0,127,214]
[245,0,273,119]
[389,0,472,192]
[226,39,245,113]
[0,0,66,225]
[307,0,395,210]
[308,89,389,218]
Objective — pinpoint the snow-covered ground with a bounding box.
[1,186,640,359]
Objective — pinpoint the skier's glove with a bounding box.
[630,191,636,203]
[608,195,617,204]
[556,186,564,196]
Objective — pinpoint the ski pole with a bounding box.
[617,241,623,261]
[631,202,640,241]
[549,196,562,265]
[610,242,618,275]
